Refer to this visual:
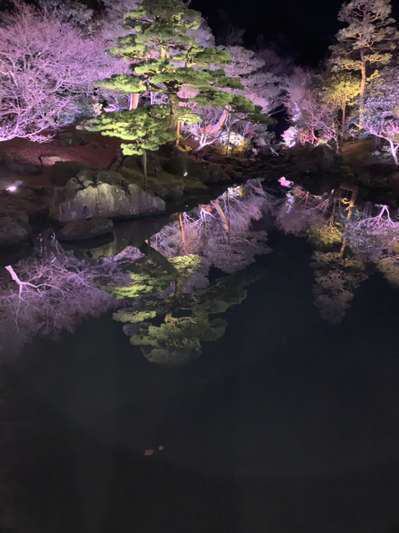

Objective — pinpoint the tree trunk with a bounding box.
[176,121,181,147]
[129,93,139,111]
[389,140,399,166]
[205,107,230,137]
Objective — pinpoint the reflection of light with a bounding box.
[6,184,18,193]
[183,171,188,177]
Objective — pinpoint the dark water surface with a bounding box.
[2,232,399,533]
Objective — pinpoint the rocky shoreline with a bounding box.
[2,135,399,253]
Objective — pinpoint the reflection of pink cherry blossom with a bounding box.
[278,176,294,188]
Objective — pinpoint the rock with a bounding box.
[51,171,166,223]
[0,215,31,247]
[57,218,114,242]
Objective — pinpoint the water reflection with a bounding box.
[270,180,399,323]
[112,180,269,365]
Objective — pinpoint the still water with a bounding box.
[2,224,399,533]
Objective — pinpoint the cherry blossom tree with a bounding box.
[0,2,120,142]
[284,68,339,149]
[223,46,283,115]
[363,70,399,165]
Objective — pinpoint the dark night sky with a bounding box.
[4,0,399,65]
[192,0,399,65]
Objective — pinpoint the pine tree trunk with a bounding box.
[176,121,181,147]
[129,94,139,111]
[341,104,347,138]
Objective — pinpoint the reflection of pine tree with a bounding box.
[112,181,269,365]
[113,253,262,366]
[311,252,367,324]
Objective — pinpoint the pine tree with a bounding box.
[84,106,174,182]
[86,0,264,153]
[329,0,399,120]
[323,73,360,138]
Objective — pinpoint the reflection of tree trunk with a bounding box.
[341,104,346,138]
[359,56,367,126]
[339,185,358,258]
[129,93,139,111]
[213,200,230,233]
[178,213,186,253]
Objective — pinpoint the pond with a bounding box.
[2,182,399,533]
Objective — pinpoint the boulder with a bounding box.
[51,171,166,223]
[0,215,31,247]
[57,218,114,242]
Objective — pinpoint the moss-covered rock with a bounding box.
[51,171,166,222]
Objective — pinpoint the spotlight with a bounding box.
[6,184,18,193]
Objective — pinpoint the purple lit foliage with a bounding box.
[363,70,399,165]
[0,243,142,355]
[0,2,123,142]
[150,179,270,273]
[345,204,399,259]
[284,68,339,149]
[273,185,330,236]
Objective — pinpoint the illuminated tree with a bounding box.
[84,106,175,180]
[363,69,399,165]
[93,0,265,152]
[99,1,239,145]
[284,69,338,149]
[0,2,119,142]
[223,46,283,115]
[323,73,361,138]
[329,0,399,119]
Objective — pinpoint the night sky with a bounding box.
[193,0,399,65]
[4,0,399,65]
